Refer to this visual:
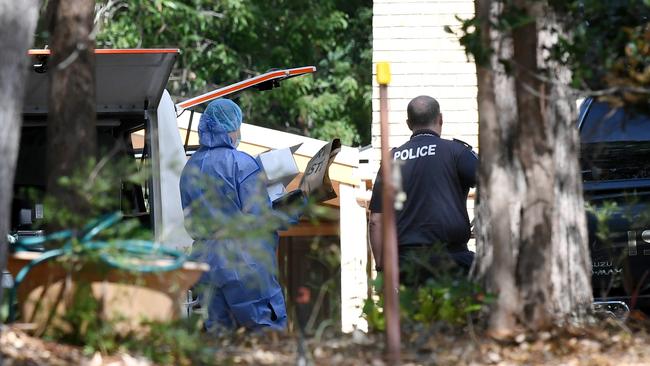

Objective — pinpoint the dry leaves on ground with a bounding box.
[4,318,650,365]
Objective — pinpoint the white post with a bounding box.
[339,183,368,332]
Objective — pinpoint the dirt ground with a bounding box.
[3,316,650,365]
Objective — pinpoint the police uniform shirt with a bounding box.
[369,129,478,252]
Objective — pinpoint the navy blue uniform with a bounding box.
[369,129,478,272]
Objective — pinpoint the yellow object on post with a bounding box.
[376,62,391,85]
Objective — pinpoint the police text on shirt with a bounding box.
[393,144,436,161]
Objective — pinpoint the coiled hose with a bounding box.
[6,212,186,322]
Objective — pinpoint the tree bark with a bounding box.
[46,0,97,225]
[473,0,592,337]
[0,0,40,314]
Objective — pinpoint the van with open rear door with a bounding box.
[15,48,315,249]
[7,49,315,327]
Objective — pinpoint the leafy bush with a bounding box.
[51,301,218,366]
[363,271,491,331]
[400,276,487,325]
[122,318,217,365]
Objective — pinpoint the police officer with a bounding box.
[368,95,478,284]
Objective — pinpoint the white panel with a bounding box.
[373,26,460,40]
[373,38,467,52]
[373,14,468,27]
[371,122,412,137]
[371,134,411,149]
[339,184,369,333]
[156,90,193,251]
[373,85,477,99]
[371,62,476,75]
[440,122,478,136]
[374,49,471,63]
[372,97,478,112]
[374,1,474,15]
[371,111,478,124]
[371,134,478,149]
[371,122,479,138]
[372,73,477,87]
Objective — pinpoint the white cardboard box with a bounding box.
[256,144,301,202]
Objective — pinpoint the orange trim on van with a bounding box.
[28,48,180,55]
[176,66,316,110]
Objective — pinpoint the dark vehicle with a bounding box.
[579,98,650,309]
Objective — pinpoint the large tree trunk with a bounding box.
[0,0,40,310]
[473,0,592,337]
[46,0,97,225]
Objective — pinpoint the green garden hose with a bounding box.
[6,212,187,322]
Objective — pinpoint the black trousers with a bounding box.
[397,245,474,287]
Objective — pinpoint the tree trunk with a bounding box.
[46,0,97,225]
[0,0,40,313]
[473,0,592,337]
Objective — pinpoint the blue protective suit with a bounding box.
[179,102,288,331]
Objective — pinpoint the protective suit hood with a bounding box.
[198,98,242,148]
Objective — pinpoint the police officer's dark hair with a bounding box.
[407,96,440,128]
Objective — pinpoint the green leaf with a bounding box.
[93,0,373,146]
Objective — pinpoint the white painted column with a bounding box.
[339,183,369,332]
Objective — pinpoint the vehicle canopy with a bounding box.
[24,49,178,115]
[18,49,188,248]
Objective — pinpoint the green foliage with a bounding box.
[363,272,490,331]
[399,276,487,325]
[122,318,217,365]
[52,300,217,365]
[449,0,650,107]
[445,17,491,67]
[587,201,619,244]
[49,281,119,354]
[18,157,189,358]
[550,0,650,107]
[92,0,372,146]
[445,3,534,68]
[362,275,386,331]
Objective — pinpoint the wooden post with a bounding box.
[376,62,400,364]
